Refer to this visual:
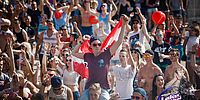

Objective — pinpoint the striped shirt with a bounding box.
[40,30,58,54]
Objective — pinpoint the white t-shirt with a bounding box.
[186,36,199,53]
[111,65,136,99]
[127,30,146,53]
[63,69,80,86]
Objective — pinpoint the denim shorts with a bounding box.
[81,26,93,36]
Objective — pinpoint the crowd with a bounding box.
[0,0,199,99]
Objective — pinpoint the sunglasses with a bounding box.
[131,96,141,100]
[62,53,69,57]
[131,50,137,54]
[101,5,106,7]
[143,54,151,58]
[48,73,54,77]
[92,43,101,47]
[170,53,179,57]
[61,29,67,30]
[156,34,163,37]
[66,59,72,62]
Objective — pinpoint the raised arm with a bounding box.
[110,0,118,17]
[73,22,82,38]
[168,15,179,35]
[110,15,128,56]
[71,40,84,59]
[89,8,100,17]
[45,0,56,11]
[39,0,44,14]
[22,50,34,76]
[137,7,151,43]
[125,42,136,72]
[6,38,15,75]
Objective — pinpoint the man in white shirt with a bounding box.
[111,48,136,99]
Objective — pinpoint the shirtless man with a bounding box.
[164,48,189,83]
[137,50,162,94]
[75,0,93,36]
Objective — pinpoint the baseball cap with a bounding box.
[145,50,154,55]
[51,76,63,88]
[134,88,148,100]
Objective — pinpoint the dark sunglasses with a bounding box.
[48,73,54,77]
[131,96,141,100]
[101,5,106,7]
[131,50,137,54]
[170,53,179,57]
[92,43,101,47]
[61,28,67,31]
[62,53,69,57]
[66,59,72,62]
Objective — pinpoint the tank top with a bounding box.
[48,85,68,100]
[63,69,80,86]
[40,30,58,54]
[98,13,111,34]
[54,12,68,30]
[14,29,25,43]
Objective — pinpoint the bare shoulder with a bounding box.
[153,64,162,73]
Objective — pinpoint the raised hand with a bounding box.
[43,42,50,51]
[121,14,129,25]
[73,22,78,29]
[21,49,26,58]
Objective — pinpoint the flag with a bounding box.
[101,19,122,50]
[80,40,93,53]
[73,62,89,79]
[79,19,122,52]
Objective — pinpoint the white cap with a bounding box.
[0,18,11,26]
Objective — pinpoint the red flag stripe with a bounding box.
[101,19,122,50]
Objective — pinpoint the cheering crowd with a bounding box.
[0,0,199,99]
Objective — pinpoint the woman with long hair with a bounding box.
[150,74,165,100]
[63,55,81,100]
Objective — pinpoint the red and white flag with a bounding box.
[80,19,122,53]
[101,19,122,50]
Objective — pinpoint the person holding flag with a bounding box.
[72,14,129,91]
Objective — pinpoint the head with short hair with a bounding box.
[190,26,200,37]
[169,48,180,61]
[89,36,102,53]
[89,83,101,100]
[119,49,129,63]
[143,50,154,62]
[155,29,164,41]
